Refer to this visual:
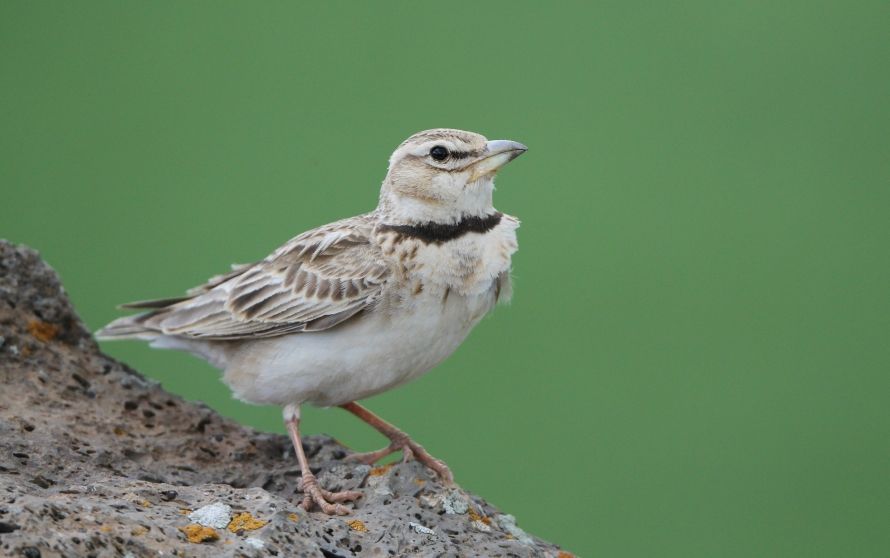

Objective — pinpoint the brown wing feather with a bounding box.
[123,215,389,340]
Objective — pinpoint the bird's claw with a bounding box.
[298,473,361,515]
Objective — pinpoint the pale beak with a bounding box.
[469,139,528,181]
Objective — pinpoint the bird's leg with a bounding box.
[283,404,361,515]
[339,401,454,485]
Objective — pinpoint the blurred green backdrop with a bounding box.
[2,2,888,556]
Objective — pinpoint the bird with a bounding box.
[96,128,527,514]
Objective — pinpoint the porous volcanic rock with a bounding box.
[0,240,568,558]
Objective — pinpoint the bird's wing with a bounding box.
[128,215,390,340]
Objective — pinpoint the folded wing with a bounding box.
[97,216,390,340]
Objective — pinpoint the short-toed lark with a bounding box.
[98,128,527,514]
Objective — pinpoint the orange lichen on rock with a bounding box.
[468,509,492,525]
[369,463,395,476]
[227,512,267,533]
[180,524,219,543]
[27,319,58,342]
[557,552,575,558]
[346,519,368,533]
[287,512,300,523]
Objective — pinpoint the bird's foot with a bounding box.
[346,433,454,485]
[298,471,362,515]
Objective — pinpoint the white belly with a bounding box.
[218,286,497,407]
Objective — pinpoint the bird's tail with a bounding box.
[94,315,159,341]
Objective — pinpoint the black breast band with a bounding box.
[379,212,503,244]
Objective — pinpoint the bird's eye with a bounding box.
[429,145,449,161]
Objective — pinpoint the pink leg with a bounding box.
[339,401,454,485]
[283,404,361,515]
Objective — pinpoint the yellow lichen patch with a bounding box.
[179,524,219,543]
[113,426,126,436]
[179,508,192,515]
[130,525,149,536]
[369,463,395,477]
[346,519,368,533]
[99,525,113,533]
[137,499,152,508]
[413,478,426,486]
[468,509,491,525]
[27,319,58,342]
[287,512,300,523]
[227,512,267,533]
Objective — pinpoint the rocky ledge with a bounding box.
[0,240,568,558]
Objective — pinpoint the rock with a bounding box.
[496,514,536,546]
[179,524,220,544]
[244,536,265,549]
[408,521,438,537]
[0,240,570,557]
[189,502,232,529]
[442,489,471,515]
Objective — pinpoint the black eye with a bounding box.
[429,145,449,161]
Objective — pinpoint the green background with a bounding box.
[2,2,888,556]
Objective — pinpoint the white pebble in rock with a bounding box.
[442,490,469,515]
[188,502,232,529]
[472,518,492,533]
[244,537,265,549]
[408,521,437,537]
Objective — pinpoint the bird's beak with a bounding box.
[469,140,528,181]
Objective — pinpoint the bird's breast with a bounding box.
[381,213,519,297]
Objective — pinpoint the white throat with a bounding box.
[378,176,497,225]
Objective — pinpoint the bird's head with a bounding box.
[378,128,527,224]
